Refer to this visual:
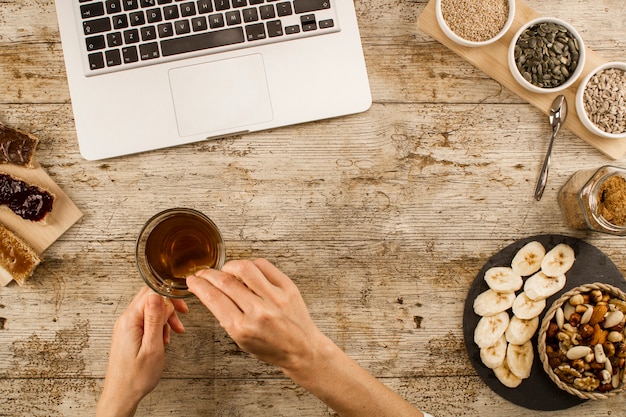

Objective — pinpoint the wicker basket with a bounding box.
[538,282,626,400]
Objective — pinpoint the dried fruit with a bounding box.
[543,286,626,394]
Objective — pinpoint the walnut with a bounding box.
[573,376,601,392]
[555,365,581,384]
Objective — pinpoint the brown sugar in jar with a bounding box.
[597,175,626,226]
[558,166,626,235]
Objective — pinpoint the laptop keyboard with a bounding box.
[78,0,340,75]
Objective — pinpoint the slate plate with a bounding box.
[463,234,626,410]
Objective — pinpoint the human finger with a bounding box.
[171,298,189,314]
[187,272,245,326]
[163,323,171,345]
[167,311,185,334]
[125,286,153,316]
[221,259,277,299]
[252,258,295,289]
[142,293,168,352]
[193,268,262,312]
[162,298,185,334]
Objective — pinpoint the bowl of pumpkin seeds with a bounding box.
[576,62,626,139]
[508,17,585,93]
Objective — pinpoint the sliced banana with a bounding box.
[474,311,510,349]
[541,243,575,277]
[484,267,523,293]
[506,341,534,380]
[512,291,546,320]
[480,335,507,369]
[511,241,545,277]
[493,360,523,388]
[505,315,539,345]
[524,271,566,301]
[473,289,515,317]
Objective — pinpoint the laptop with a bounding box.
[54,0,372,160]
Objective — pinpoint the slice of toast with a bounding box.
[0,172,55,223]
[0,123,39,168]
[0,223,41,286]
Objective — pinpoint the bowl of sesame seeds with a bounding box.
[508,17,586,94]
[576,62,626,139]
[436,0,515,47]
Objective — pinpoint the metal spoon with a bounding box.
[534,95,568,201]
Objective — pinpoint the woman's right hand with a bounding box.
[186,258,325,374]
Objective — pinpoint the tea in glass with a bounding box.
[136,208,225,297]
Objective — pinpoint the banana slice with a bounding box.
[484,267,523,293]
[541,243,575,277]
[474,311,510,349]
[511,241,545,277]
[506,341,534,380]
[473,289,515,317]
[524,271,566,301]
[512,291,546,320]
[505,315,539,345]
[480,335,507,369]
[493,360,523,388]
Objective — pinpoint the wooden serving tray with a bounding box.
[0,162,83,285]
[417,0,626,160]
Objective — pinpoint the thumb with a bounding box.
[142,293,166,353]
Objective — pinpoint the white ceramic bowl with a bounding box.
[576,62,626,139]
[435,0,515,47]
[508,17,585,93]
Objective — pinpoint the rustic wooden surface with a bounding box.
[1,0,626,416]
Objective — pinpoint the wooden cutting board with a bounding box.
[417,0,626,160]
[0,162,83,285]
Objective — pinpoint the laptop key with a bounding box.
[158,22,174,37]
[242,8,258,22]
[124,28,140,43]
[293,0,329,14]
[81,2,105,19]
[214,0,230,11]
[123,0,139,11]
[160,27,245,56]
[83,17,112,35]
[245,23,265,40]
[319,18,333,28]
[175,19,191,34]
[284,24,299,34]
[197,0,213,13]
[86,35,106,51]
[139,42,160,59]
[105,0,122,14]
[276,2,292,16]
[259,5,275,19]
[88,52,105,69]
[106,49,122,66]
[112,14,129,28]
[122,45,139,62]
[266,20,282,37]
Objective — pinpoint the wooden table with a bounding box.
[1,0,625,415]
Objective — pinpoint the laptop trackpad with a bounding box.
[169,54,273,137]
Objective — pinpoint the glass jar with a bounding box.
[558,165,626,235]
